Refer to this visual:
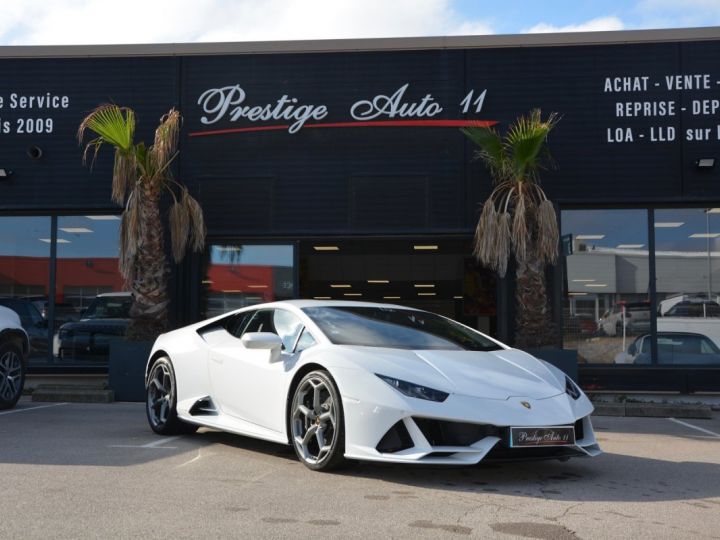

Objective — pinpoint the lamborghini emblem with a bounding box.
[521,401,532,409]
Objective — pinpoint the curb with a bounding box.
[592,402,712,419]
[31,385,115,404]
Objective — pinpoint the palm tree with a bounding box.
[462,109,559,348]
[78,105,205,340]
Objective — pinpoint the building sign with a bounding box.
[191,83,492,136]
[0,92,70,135]
[604,73,720,143]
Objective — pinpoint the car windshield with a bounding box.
[83,296,132,319]
[303,306,502,351]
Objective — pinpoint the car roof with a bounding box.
[244,299,416,311]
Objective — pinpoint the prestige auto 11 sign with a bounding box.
[191,83,493,137]
[0,92,69,134]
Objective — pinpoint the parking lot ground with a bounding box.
[2,399,719,539]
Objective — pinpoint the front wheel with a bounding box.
[146,357,197,435]
[0,340,24,410]
[290,370,346,471]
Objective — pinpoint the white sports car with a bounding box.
[0,305,29,410]
[145,300,601,471]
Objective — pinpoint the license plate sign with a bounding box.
[509,426,575,448]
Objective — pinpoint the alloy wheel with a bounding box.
[0,348,22,402]
[147,362,173,428]
[291,375,338,465]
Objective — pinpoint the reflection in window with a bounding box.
[201,244,295,318]
[654,208,720,365]
[561,209,649,364]
[0,217,51,365]
[53,215,125,365]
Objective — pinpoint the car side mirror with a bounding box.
[628,344,637,355]
[241,332,283,351]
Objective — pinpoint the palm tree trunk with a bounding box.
[126,187,169,341]
[514,253,556,348]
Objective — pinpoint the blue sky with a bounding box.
[1,0,719,45]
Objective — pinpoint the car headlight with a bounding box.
[565,375,581,400]
[376,374,449,402]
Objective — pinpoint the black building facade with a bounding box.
[2,28,720,393]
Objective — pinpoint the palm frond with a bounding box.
[494,212,512,277]
[505,109,558,181]
[461,127,509,182]
[78,104,135,153]
[111,149,136,205]
[184,190,206,252]
[152,109,181,172]
[511,190,529,262]
[473,198,498,263]
[169,194,190,262]
[79,104,138,204]
[536,199,559,264]
[119,190,139,283]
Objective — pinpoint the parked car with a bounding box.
[145,300,600,471]
[0,305,29,409]
[21,296,80,325]
[615,332,720,365]
[659,294,720,316]
[0,297,49,355]
[564,313,596,337]
[664,299,720,318]
[54,292,132,361]
[598,301,650,336]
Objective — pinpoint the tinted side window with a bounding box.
[225,311,256,338]
[243,309,276,334]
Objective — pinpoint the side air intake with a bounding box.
[189,396,218,416]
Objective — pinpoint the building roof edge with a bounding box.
[1,26,720,58]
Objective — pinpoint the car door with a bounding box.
[208,308,303,434]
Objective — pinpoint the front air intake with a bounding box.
[376,421,414,453]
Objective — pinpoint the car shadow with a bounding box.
[592,414,720,439]
[332,452,720,503]
[2,402,718,506]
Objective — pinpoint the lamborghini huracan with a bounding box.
[145,300,601,471]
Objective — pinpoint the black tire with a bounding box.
[146,357,198,435]
[289,370,347,471]
[0,339,24,410]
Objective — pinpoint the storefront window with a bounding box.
[53,215,125,365]
[0,217,52,366]
[561,209,649,364]
[202,244,295,318]
[654,208,720,365]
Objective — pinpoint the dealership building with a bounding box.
[1,27,720,394]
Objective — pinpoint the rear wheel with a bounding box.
[290,370,346,471]
[0,340,24,410]
[146,357,197,435]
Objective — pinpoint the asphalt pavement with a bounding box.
[1,399,719,539]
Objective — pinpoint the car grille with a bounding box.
[412,417,502,446]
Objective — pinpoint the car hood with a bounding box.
[342,346,565,400]
[0,305,23,331]
[60,318,129,333]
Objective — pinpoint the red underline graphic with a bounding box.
[188,119,497,137]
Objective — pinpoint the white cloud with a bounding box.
[524,16,625,34]
[0,0,494,45]
[635,0,720,28]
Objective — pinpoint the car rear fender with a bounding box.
[0,328,29,358]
